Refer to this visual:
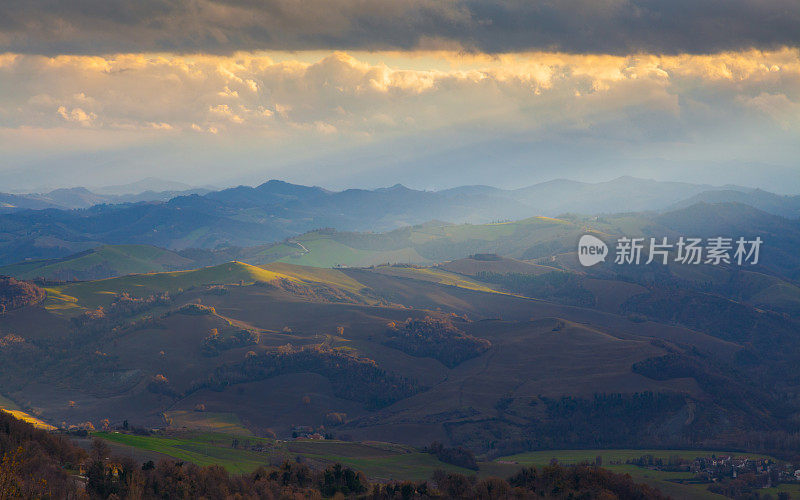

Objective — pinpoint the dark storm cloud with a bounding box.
[1,0,798,55]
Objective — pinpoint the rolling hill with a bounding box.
[5,202,800,309]
[438,254,560,276]
[243,216,583,268]
[42,260,380,314]
[669,189,800,219]
[0,245,195,282]
[1,256,798,462]
[0,216,585,279]
[0,176,795,266]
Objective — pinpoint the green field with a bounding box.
[274,235,430,268]
[406,217,569,245]
[95,432,271,474]
[92,432,798,499]
[93,431,475,480]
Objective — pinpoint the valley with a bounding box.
[2,185,800,497]
[1,248,796,455]
[4,6,799,494]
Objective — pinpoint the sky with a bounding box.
[1,1,799,193]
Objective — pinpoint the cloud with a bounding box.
[0,49,798,191]
[0,0,798,56]
[1,49,797,135]
[57,105,97,126]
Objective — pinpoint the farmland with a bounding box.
[93,430,476,480]
[91,429,800,499]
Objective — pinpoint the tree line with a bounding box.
[0,276,45,314]
[1,409,668,499]
[188,344,423,409]
[384,316,490,368]
[474,271,595,307]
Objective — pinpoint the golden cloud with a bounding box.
[0,48,797,138]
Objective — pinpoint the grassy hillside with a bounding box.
[42,260,385,314]
[275,234,430,268]
[0,394,56,430]
[0,245,194,281]
[261,262,373,296]
[2,213,800,471]
[3,260,738,445]
[370,265,508,295]
[0,216,583,282]
[43,261,296,312]
[438,255,560,276]
[94,431,474,480]
[7,202,797,293]
[240,217,584,269]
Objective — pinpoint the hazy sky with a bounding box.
[1,1,799,192]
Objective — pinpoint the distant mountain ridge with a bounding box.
[92,176,197,195]
[0,175,772,214]
[668,189,800,218]
[0,176,796,266]
[0,186,212,211]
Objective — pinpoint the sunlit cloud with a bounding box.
[0,49,798,191]
[2,49,798,135]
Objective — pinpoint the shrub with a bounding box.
[0,276,45,314]
[191,345,423,409]
[426,441,479,470]
[384,316,490,368]
[177,303,216,315]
